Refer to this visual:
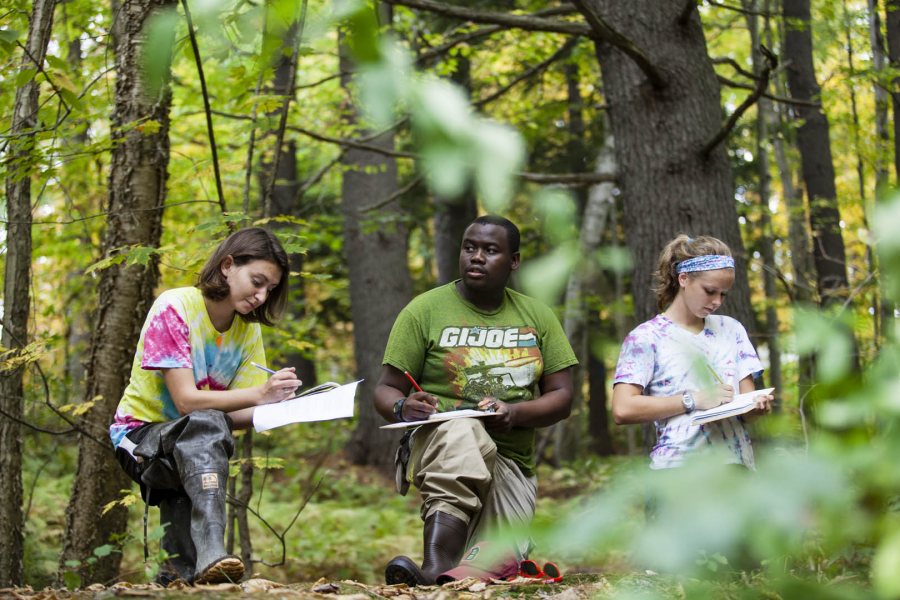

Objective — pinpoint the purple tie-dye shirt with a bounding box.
[109,287,267,448]
[613,314,763,469]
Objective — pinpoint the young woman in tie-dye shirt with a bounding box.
[612,235,774,470]
[109,228,301,585]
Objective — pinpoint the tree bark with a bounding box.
[783,0,852,308]
[745,0,782,394]
[886,0,900,183]
[0,0,57,586]
[60,0,175,583]
[574,1,754,328]
[339,26,414,472]
[558,119,615,461]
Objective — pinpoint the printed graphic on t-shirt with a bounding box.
[439,326,543,409]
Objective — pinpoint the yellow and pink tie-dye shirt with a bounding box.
[109,286,267,448]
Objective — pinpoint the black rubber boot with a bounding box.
[385,511,468,586]
[182,471,244,584]
[169,410,244,584]
[156,494,196,586]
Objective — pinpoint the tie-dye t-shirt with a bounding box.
[382,281,578,476]
[613,314,763,470]
[109,287,267,449]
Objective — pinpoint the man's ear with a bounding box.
[510,252,521,271]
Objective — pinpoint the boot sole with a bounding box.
[194,556,244,584]
[385,555,429,586]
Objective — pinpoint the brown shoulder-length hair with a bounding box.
[197,227,289,326]
[652,234,732,311]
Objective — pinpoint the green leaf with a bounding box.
[0,28,20,44]
[873,528,900,598]
[473,121,523,213]
[15,67,37,87]
[534,189,577,244]
[93,544,114,558]
[518,244,579,306]
[85,253,126,276]
[142,7,179,97]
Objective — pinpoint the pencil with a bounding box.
[706,364,724,385]
[403,371,424,392]
[252,362,276,375]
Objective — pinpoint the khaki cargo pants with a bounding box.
[409,417,536,557]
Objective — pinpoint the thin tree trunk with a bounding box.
[767,14,815,395]
[783,0,853,309]
[0,0,57,586]
[340,19,414,472]
[886,1,900,183]
[60,0,175,583]
[745,0,782,394]
[558,120,615,461]
[874,0,900,339]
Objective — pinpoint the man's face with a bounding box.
[458,223,520,293]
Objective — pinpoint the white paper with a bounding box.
[690,387,775,426]
[253,380,360,432]
[380,409,495,430]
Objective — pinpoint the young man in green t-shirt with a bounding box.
[374,215,578,586]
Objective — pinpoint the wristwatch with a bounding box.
[392,397,406,422]
[681,391,696,414]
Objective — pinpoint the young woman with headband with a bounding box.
[611,234,774,470]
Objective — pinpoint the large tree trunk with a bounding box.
[340,26,414,472]
[783,0,852,308]
[60,0,175,583]
[573,1,754,328]
[0,0,57,586]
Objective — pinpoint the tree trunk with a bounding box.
[573,0,754,328]
[558,121,615,461]
[60,0,175,584]
[339,28,414,472]
[0,0,57,586]
[886,0,900,183]
[745,0,782,394]
[783,0,852,308]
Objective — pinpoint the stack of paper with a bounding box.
[690,387,775,426]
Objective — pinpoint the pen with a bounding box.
[252,362,276,375]
[403,371,424,392]
[706,364,724,385]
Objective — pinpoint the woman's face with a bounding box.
[677,268,735,319]
[221,258,282,314]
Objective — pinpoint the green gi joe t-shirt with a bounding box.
[382,281,578,476]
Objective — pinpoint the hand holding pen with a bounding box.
[401,371,439,421]
[253,362,302,404]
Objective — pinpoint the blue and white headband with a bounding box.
[676,255,735,273]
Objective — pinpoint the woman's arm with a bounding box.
[611,382,735,425]
[163,367,301,418]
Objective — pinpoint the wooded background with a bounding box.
[2,0,900,595]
